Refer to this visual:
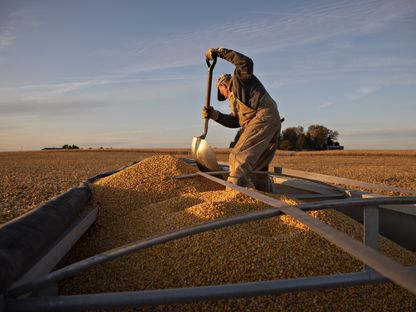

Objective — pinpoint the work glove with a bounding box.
[205,48,217,60]
[202,106,219,120]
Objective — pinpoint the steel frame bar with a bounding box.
[8,194,416,297]
[349,190,416,216]
[273,167,416,195]
[197,172,416,294]
[5,162,416,311]
[9,208,98,291]
[290,193,345,200]
[363,206,379,270]
[7,208,282,297]
[176,163,416,196]
[174,171,226,179]
[6,268,416,312]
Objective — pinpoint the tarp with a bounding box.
[0,161,137,293]
[0,185,90,292]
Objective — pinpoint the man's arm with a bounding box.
[203,106,240,128]
[215,112,240,128]
[215,47,253,77]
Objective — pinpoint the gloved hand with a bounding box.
[205,48,217,60]
[202,106,219,120]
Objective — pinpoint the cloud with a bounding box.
[0,72,194,97]
[340,127,416,149]
[3,0,414,99]
[2,0,416,137]
[241,0,415,50]
[264,55,416,86]
[0,7,36,65]
[76,141,129,148]
[351,57,416,69]
[0,92,112,117]
[342,128,416,137]
[0,65,205,118]
[0,80,109,96]
[100,0,416,78]
[0,73,204,119]
[3,0,408,101]
[346,86,380,100]
[0,124,17,131]
[356,86,379,95]
[0,28,14,50]
[318,102,335,109]
[0,124,21,137]
[346,72,416,100]
[0,27,15,64]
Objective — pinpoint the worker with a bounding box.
[203,47,282,192]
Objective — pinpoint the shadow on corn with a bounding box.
[58,182,416,311]
[59,183,351,294]
[57,154,416,311]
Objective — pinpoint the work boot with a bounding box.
[254,176,272,193]
[226,175,255,191]
[251,167,273,193]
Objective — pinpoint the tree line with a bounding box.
[278,124,341,151]
[230,124,342,151]
[62,144,79,149]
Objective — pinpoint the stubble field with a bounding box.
[1,149,415,225]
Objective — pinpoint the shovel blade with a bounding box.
[191,136,220,172]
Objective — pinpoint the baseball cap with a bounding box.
[216,74,231,101]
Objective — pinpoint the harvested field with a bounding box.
[270,150,416,195]
[1,149,415,224]
[58,155,416,311]
[0,150,191,224]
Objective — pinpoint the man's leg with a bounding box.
[251,132,278,192]
[228,122,279,188]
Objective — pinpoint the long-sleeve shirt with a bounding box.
[214,48,267,128]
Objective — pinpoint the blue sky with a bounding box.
[0,0,415,151]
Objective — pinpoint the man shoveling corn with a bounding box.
[203,47,282,192]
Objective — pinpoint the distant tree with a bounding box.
[231,124,341,151]
[296,133,308,150]
[278,139,291,151]
[307,125,329,150]
[328,129,339,143]
[305,133,313,150]
[62,144,79,150]
[281,126,304,150]
[307,125,340,150]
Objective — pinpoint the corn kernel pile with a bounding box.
[60,156,416,311]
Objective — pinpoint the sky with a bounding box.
[0,0,415,151]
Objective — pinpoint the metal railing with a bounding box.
[3,161,416,311]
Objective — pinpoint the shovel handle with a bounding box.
[205,57,217,109]
[201,118,209,140]
[201,57,217,139]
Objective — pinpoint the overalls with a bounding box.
[228,91,281,192]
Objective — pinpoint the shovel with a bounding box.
[191,57,220,172]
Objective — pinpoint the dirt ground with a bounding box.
[1,149,415,225]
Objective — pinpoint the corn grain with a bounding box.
[60,155,416,311]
